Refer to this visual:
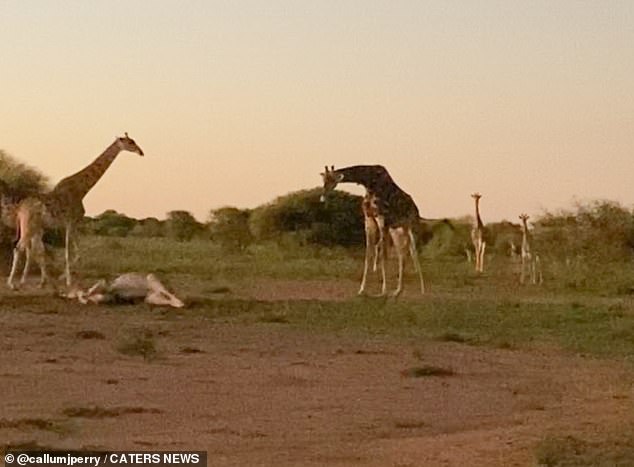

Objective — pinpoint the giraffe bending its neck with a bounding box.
[470,193,487,273]
[42,133,144,286]
[519,213,543,285]
[321,165,426,297]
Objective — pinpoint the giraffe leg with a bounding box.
[372,241,380,272]
[407,229,425,294]
[389,227,408,297]
[358,219,375,295]
[8,244,24,290]
[479,241,486,273]
[31,236,50,288]
[64,224,73,286]
[377,218,387,296]
[520,255,526,284]
[71,235,81,264]
[20,242,32,285]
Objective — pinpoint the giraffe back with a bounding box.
[337,165,421,227]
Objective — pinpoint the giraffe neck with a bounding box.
[334,165,421,223]
[52,140,123,200]
[521,220,530,250]
[335,165,396,195]
[474,200,484,229]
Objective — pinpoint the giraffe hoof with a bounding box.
[391,290,403,298]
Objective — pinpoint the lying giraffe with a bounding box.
[63,273,185,308]
[321,165,447,297]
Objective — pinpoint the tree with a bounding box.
[0,150,51,271]
[208,206,253,251]
[165,210,203,241]
[249,188,364,247]
[84,210,137,237]
[129,217,165,237]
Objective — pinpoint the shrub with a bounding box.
[0,150,50,270]
[207,206,253,252]
[129,217,165,238]
[84,210,137,237]
[249,188,364,247]
[165,210,204,241]
[535,200,634,262]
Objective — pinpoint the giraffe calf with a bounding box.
[7,197,54,290]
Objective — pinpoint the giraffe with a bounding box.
[320,165,429,297]
[41,133,144,286]
[62,273,185,308]
[470,193,487,273]
[519,213,543,285]
[359,191,387,295]
[6,197,51,290]
[0,179,37,231]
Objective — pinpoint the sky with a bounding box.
[1,1,633,223]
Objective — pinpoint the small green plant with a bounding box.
[534,432,634,466]
[400,366,455,378]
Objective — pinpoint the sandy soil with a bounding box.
[1,283,633,466]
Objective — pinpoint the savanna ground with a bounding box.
[3,236,634,466]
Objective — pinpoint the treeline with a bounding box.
[80,189,367,250]
[4,147,634,266]
[82,191,634,266]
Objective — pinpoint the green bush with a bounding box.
[208,206,253,252]
[165,210,204,241]
[0,150,51,269]
[84,210,137,237]
[129,217,165,238]
[535,200,634,262]
[249,188,364,247]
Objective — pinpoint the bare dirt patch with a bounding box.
[1,285,633,466]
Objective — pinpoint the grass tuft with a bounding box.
[400,366,455,378]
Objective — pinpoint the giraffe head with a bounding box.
[319,165,344,202]
[519,213,530,226]
[471,192,482,201]
[116,132,145,156]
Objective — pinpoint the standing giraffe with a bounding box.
[357,191,387,295]
[6,197,51,289]
[519,213,543,284]
[41,133,144,286]
[470,193,487,273]
[321,165,432,297]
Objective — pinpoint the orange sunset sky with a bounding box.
[1,1,633,222]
